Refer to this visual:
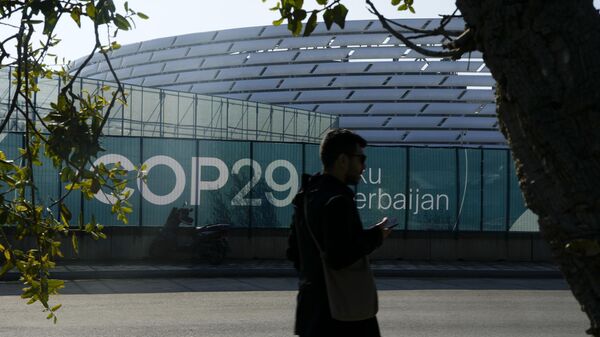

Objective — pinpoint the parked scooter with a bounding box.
[149,207,230,265]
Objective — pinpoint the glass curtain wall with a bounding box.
[0,67,335,143]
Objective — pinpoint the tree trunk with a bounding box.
[455,0,600,335]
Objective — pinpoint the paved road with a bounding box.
[0,278,589,337]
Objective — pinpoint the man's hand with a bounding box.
[374,217,396,239]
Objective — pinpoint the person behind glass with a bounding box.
[287,128,392,337]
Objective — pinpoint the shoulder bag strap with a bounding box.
[303,190,325,255]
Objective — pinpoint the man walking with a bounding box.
[287,129,392,337]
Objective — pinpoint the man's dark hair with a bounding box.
[320,129,367,169]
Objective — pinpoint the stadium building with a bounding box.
[73,18,502,147]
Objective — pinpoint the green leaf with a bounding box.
[332,4,348,29]
[408,6,415,13]
[47,279,65,292]
[70,8,81,27]
[136,12,149,19]
[391,0,401,5]
[43,11,58,35]
[269,2,281,11]
[72,234,79,254]
[59,166,74,182]
[303,11,318,37]
[0,159,15,170]
[398,4,408,11]
[287,18,302,36]
[292,9,307,21]
[113,14,131,30]
[316,0,328,5]
[60,203,72,222]
[64,183,80,191]
[323,8,334,30]
[0,261,14,277]
[85,2,96,18]
[273,17,285,26]
[22,19,43,25]
[286,0,302,9]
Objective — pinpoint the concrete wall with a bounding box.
[6,227,550,262]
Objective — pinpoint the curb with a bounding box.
[2,267,562,281]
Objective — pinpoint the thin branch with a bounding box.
[0,4,25,21]
[0,18,28,135]
[318,0,342,13]
[63,0,109,91]
[0,21,20,29]
[12,99,107,211]
[18,7,44,271]
[385,8,463,41]
[94,27,127,141]
[17,85,53,133]
[0,224,13,263]
[48,159,90,209]
[366,0,468,59]
[63,44,99,91]
[50,157,125,211]
[439,8,462,31]
[14,101,48,143]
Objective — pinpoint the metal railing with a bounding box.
[0,66,337,143]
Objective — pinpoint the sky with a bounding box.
[50,0,460,62]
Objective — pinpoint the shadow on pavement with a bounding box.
[0,277,570,296]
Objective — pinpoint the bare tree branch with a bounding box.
[384,7,462,41]
[365,0,472,59]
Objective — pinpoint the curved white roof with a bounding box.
[73,19,501,147]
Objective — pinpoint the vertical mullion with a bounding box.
[404,147,410,232]
[480,148,484,232]
[505,150,511,233]
[455,148,460,233]
[139,137,144,227]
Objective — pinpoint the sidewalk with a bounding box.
[2,259,561,281]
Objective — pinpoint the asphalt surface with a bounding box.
[0,277,588,337]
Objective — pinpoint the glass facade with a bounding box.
[0,67,336,143]
[0,66,538,232]
[0,134,539,232]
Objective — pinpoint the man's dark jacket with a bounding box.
[287,173,383,337]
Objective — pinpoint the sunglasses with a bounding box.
[347,153,367,164]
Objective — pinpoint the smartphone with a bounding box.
[385,217,399,229]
